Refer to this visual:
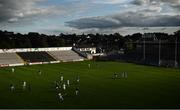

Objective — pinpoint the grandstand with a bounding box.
[0,47,89,67]
[0,53,24,67]
[17,51,56,63]
[48,50,84,62]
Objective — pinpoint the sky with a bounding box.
[0,0,180,35]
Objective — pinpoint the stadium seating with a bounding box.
[17,52,56,63]
[0,53,24,65]
[48,50,84,62]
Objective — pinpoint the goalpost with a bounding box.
[158,38,161,67]
[175,36,178,68]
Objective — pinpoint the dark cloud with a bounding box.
[66,17,121,29]
[66,12,180,29]
[0,0,91,24]
[163,0,180,11]
[160,0,180,4]
[0,0,54,23]
[131,0,150,5]
[132,0,180,10]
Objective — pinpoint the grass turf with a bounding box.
[0,61,180,109]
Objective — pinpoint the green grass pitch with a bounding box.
[0,61,180,109]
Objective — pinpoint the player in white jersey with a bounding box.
[22,81,26,90]
[76,75,80,83]
[75,88,79,96]
[114,73,118,79]
[77,78,80,83]
[38,70,42,75]
[88,64,91,68]
[10,84,15,92]
[58,93,64,102]
[12,68,15,73]
[55,81,59,90]
[125,72,128,78]
[67,80,70,86]
[23,81,26,87]
[63,83,66,90]
[61,76,64,82]
[122,72,125,78]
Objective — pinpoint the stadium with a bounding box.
[0,0,180,109]
[0,30,180,109]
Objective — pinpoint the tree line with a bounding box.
[0,30,179,52]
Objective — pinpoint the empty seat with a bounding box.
[0,53,24,65]
[17,52,56,63]
[48,50,84,61]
